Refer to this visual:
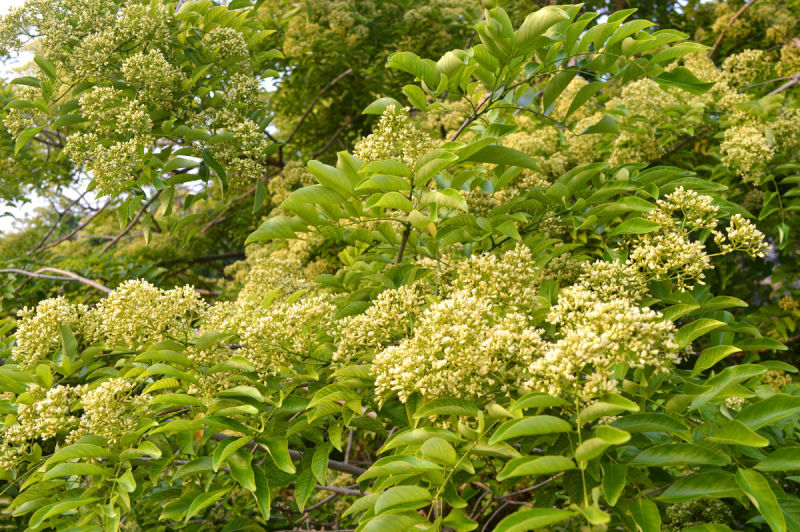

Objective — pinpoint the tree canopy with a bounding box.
[1,0,800,530]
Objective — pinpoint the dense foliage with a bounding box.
[1,0,800,530]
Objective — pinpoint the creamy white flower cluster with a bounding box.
[353,106,438,167]
[528,283,679,400]
[373,294,546,402]
[0,385,79,468]
[628,188,767,290]
[82,280,207,348]
[69,378,150,445]
[334,281,432,363]
[720,125,775,184]
[13,296,86,370]
[0,379,150,469]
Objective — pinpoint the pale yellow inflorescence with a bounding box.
[13,296,86,370]
[353,106,438,167]
[334,281,432,364]
[70,378,150,445]
[451,244,542,315]
[720,125,775,183]
[372,294,546,402]
[83,279,207,348]
[0,385,80,468]
[713,214,769,258]
[528,284,680,401]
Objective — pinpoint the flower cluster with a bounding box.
[334,281,431,363]
[83,280,206,348]
[353,106,438,167]
[373,294,546,402]
[13,296,86,369]
[713,214,769,258]
[451,244,542,315]
[720,125,774,183]
[121,50,186,110]
[0,385,80,468]
[70,379,150,445]
[528,283,680,401]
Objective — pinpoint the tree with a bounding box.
[1,1,800,530]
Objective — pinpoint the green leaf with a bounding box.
[415,398,478,418]
[287,185,346,205]
[59,323,78,362]
[693,345,741,375]
[185,489,228,522]
[628,498,661,532]
[630,443,729,467]
[735,394,800,430]
[602,462,626,506]
[420,437,457,466]
[15,127,43,154]
[263,436,295,474]
[657,472,741,503]
[494,508,573,532]
[690,364,767,409]
[579,394,640,425]
[245,215,306,244]
[34,55,57,80]
[363,97,404,115]
[44,443,112,468]
[374,486,431,514]
[465,145,540,170]
[497,456,575,481]
[312,443,332,484]
[358,456,441,481]
[575,438,612,463]
[510,392,569,414]
[649,43,708,65]
[361,159,412,178]
[363,513,428,532]
[253,178,266,214]
[150,393,204,407]
[489,416,572,444]
[201,150,227,194]
[676,319,727,349]
[565,81,605,119]
[307,160,353,196]
[42,463,109,480]
[581,114,618,135]
[706,419,769,447]
[228,451,257,491]
[543,68,579,112]
[654,66,716,95]
[756,448,800,472]
[164,156,202,172]
[29,497,102,529]
[373,191,413,212]
[213,436,253,472]
[252,465,270,520]
[611,413,687,434]
[736,468,786,532]
[607,217,661,236]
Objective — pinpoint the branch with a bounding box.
[29,199,111,254]
[708,0,757,59]
[451,91,492,141]
[27,191,88,255]
[280,68,354,161]
[288,449,366,476]
[0,267,111,293]
[768,71,800,95]
[101,191,161,254]
[156,251,245,266]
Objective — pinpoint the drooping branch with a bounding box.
[708,0,757,59]
[0,267,111,293]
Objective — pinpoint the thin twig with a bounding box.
[708,0,757,59]
[101,191,161,254]
[768,71,800,95]
[0,267,111,293]
[27,191,88,255]
[280,68,354,162]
